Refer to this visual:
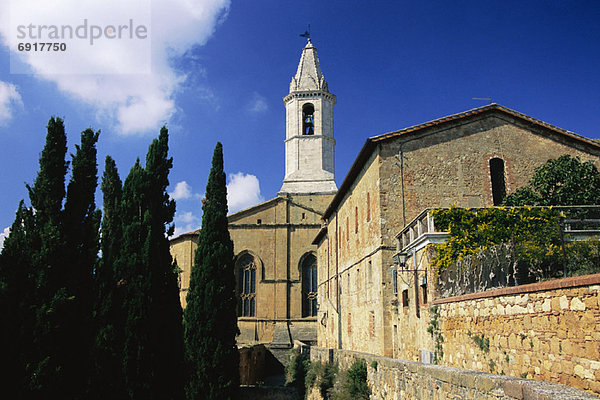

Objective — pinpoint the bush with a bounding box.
[305,361,338,399]
[333,359,370,400]
[285,347,309,397]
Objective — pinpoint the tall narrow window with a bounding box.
[366,192,371,222]
[238,254,256,317]
[346,217,349,241]
[302,254,318,317]
[302,103,315,135]
[489,158,506,206]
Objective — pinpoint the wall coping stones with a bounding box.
[310,347,598,400]
[433,273,600,305]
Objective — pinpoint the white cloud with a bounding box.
[0,0,230,135]
[172,210,200,238]
[0,226,9,250]
[0,81,22,125]
[247,92,268,113]
[169,180,202,201]
[227,172,264,214]
[170,181,192,200]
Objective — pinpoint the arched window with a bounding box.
[302,103,315,135]
[489,158,506,206]
[301,254,318,317]
[238,254,256,317]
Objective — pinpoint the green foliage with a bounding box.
[120,128,184,400]
[564,238,600,276]
[489,360,496,373]
[286,347,310,397]
[469,332,490,353]
[427,305,443,364]
[503,155,600,206]
[91,156,127,400]
[0,118,102,398]
[184,142,239,400]
[431,206,562,279]
[339,359,370,400]
[304,360,338,399]
[370,361,378,371]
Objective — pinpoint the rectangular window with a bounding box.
[392,268,397,295]
[366,192,371,222]
[347,313,352,334]
[346,217,349,241]
[421,284,428,305]
[402,289,409,308]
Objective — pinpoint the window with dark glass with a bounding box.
[302,254,318,317]
[302,103,315,135]
[489,157,506,206]
[238,254,256,317]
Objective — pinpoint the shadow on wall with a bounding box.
[240,344,285,386]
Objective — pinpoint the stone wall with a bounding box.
[316,149,398,356]
[169,193,334,346]
[434,273,600,395]
[310,347,597,400]
[379,112,600,246]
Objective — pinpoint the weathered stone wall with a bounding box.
[169,193,334,346]
[310,347,596,400]
[433,273,600,395]
[379,112,600,246]
[316,150,398,356]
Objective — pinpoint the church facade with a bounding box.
[170,39,337,348]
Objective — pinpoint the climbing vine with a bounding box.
[427,305,443,364]
[430,206,563,279]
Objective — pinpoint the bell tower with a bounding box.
[279,39,337,195]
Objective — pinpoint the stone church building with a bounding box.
[313,103,600,358]
[170,39,337,349]
[171,38,600,367]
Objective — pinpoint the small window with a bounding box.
[489,158,506,206]
[421,284,428,305]
[392,269,397,295]
[346,217,349,241]
[402,289,409,308]
[257,219,261,225]
[302,103,315,135]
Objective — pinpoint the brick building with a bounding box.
[170,39,337,349]
[313,104,600,357]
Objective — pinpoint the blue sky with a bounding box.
[1,1,599,242]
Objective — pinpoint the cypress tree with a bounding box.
[0,201,36,398]
[144,127,185,400]
[120,127,184,400]
[121,159,153,399]
[63,128,101,397]
[92,155,127,399]
[26,116,70,397]
[184,142,239,400]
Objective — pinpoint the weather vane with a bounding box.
[299,24,311,40]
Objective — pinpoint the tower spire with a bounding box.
[279,40,337,195]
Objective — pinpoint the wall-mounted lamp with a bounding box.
[392,251,407,267]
